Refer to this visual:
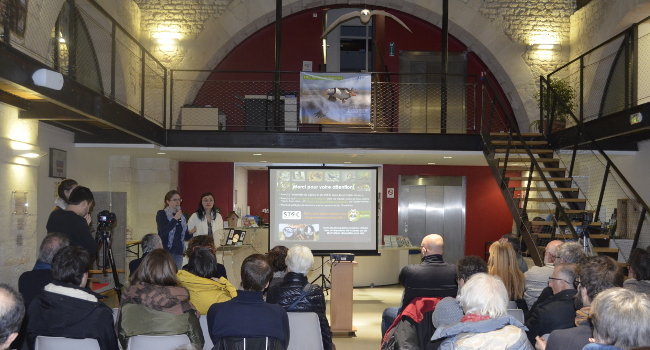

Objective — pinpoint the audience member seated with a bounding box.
[45,186,97,256]
[128,233,162,274]
[267,245,332,350]
[530,241,587,310]
[582,288,650,350]
[267,245,289,290]
[431,273,533,349]
[184,235,227,279]
[524,240,563,308]
[177,248,237,314]
[207,254,290,349]
[525,263,577,343]
[536,255,624,350]
[0,284,25,350]
[381,234,457,335]
[623,248,650,295]
[488,241,528,312]
[431,255,488,328]
[499,234,528,273]
[18,233,69,310]
[119,249,203,349]
[26,246,118,350]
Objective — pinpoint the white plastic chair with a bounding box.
[199,315,214,350]
[287,312,323,350]
[34,336,100,350]
[127,334,191,350]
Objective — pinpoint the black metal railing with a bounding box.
[170,70,485,133]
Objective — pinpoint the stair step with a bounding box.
[527,198,586,202]
[490,132,543,137]
[490,140,548,146]
[531,221,602,227]
[495,149,555,154]
[497,158,561,163]
[593,247,619,253]
[537,233,609,239]
[511,187,579,192]
[500,167,566,172]
[526,209,595,214]
[508,177,572,181]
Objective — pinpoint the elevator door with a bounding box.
[398,176,466,264]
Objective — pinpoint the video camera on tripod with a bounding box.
[95,209,122,296]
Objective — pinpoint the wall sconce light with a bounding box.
[529,44,561,51]
[152,26,182,52]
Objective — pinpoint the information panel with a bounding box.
[269,167,378,254]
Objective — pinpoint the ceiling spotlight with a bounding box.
[344,161,352,164]
[253,153,262,156]
[157,152,166,155]
[259,160,268,163]
[427,162,436,165]
[443,156,453,159]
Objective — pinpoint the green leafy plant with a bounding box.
[531,79,576,132]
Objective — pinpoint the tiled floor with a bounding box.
[327,285,402,350]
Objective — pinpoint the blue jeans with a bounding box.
[382,306,400,336]
[172,254,183,270]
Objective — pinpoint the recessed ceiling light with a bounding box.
[259,160,268,163]
[427,162,436,165]
[157,152,166,155]
[344,161,352,164]
[253,153,262,156]
[443,156,453,159]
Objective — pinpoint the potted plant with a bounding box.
[531,79,576,133]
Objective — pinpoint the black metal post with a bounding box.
[595,162,611,222]
[522,162,534,213]
[163,67,167,136]
[440,0,448,133]
[273,0,282,131]
[631,207,647,251]
[140,47,145,118]
[169,70,174,132]
[68,0,78,80]
[579,57,584,123]
[110,23,116,99]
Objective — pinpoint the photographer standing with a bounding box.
[46,186,97,256]
[156,190,191,269]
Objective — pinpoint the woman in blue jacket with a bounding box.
[156,190,191,269]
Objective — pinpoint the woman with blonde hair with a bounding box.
[119,249,203,349]
[488,240,528,312]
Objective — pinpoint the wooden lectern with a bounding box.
[330,261,357,336]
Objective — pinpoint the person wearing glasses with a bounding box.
[524,263,577,344]
[157,190,192,269]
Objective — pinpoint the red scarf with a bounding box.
[460,313,491,323]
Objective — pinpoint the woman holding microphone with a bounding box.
[187,192,224,245]
[157,190,191,269]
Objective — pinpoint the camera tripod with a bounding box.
[310,255,332,293]
[96,227,123,298]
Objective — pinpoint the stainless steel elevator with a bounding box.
[398,176,466,264]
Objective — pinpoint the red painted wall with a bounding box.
[382,165,514,257]
[178,162,234,218]
[248,170,270,223]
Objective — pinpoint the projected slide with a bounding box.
[269,167,378,254]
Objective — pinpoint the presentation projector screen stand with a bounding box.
[310,255,332,292]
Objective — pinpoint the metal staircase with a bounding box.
[479,74,649,267]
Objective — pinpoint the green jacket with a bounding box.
[118,303,204,349]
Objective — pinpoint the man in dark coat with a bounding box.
[45,186,97,256]
[381,234,457,335]
[207,254,290,348]
[525,263,577,343]
[26,246,118,350]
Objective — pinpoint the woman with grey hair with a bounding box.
[582,287,650,350]
[128,233,162,274]
[266,245,332,350]
[431,273,533,349]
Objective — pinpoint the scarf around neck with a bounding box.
[164,206,187,249]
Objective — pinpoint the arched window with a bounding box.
[48,0,103,94]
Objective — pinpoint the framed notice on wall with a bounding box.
[49,148,67,178]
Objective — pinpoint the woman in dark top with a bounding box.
[156,190,191,269]
[267,245,332,350]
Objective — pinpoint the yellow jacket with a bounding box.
[177,270,237,314]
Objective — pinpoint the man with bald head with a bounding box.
[381,234,457,335]
[524,239,563,308]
